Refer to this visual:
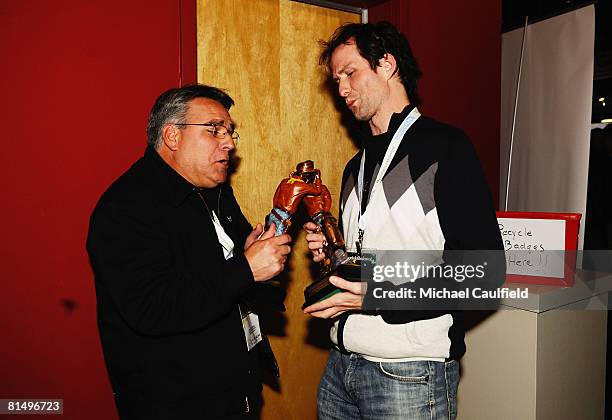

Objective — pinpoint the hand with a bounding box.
[244,223,264,250]
[244,223,292,282]
[303,221,326,263]
[302,276,364,318]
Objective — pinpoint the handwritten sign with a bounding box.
[497,218,566,278]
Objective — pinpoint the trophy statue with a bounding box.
[266,160,368,307]
[265,160,323,235]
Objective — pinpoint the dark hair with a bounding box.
[319,22,422,105]
[146,84,234,149]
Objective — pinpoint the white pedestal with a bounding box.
[457,271,611,420]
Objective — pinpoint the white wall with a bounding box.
[500,6,595,250]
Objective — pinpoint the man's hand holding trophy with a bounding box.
[265,160,371,311]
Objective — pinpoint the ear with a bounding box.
[378,53,398,80]
[161,123,180,151]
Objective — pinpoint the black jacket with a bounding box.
[87,147,281,418]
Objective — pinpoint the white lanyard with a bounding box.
[356,107,420,251]
[211,210,235,260]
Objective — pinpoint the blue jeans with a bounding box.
[318,349,459,420]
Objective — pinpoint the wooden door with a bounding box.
[197,0,360,418]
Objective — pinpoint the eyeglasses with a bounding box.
[174,122,240,144]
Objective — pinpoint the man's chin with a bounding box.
[202,171,228,188]
[350,108,370,121]
[216,170,229,184]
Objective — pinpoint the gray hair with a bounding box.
[146,84,234,149]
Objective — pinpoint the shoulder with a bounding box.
[342,150,362,178]
[345,150,362,170]
[337,150,362,193]
[412,116,470,145]
[407,115,475,159]
[91,157,156,220]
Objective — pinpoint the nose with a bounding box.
[218,134,236,151]
[338,77,350,98]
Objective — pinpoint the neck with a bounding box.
[368,90,410,136]
[157,146,198,187]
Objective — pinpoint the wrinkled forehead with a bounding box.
[187,97,234,126]
[330,41,361,75]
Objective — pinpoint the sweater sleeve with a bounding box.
[87,196,254,337]
[435,129,503,252]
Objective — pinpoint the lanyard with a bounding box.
[211,210,235,260]
[197,191,235,260]
[356,107,421,253]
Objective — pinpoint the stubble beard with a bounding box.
[349,100,373,122]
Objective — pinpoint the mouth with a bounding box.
[217,158,229,168]
[346,98,357,109]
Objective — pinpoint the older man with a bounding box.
[87,84,291,419]
[303,22,503,419]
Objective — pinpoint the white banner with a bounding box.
[500,6,595,250]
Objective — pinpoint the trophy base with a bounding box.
[302,256,372,308]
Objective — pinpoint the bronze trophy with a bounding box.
[265,161,368,308]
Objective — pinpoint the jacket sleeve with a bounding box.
[378,129,504,324]
[87,195,254,337]
[227,190,288,314]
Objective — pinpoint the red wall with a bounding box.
[370,0,502,205]
[0,1,194,418]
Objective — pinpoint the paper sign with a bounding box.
[498,218,566,278]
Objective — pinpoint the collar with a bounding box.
[143,146,216,206]
[387,104,415,136]
[363,104,415,159]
